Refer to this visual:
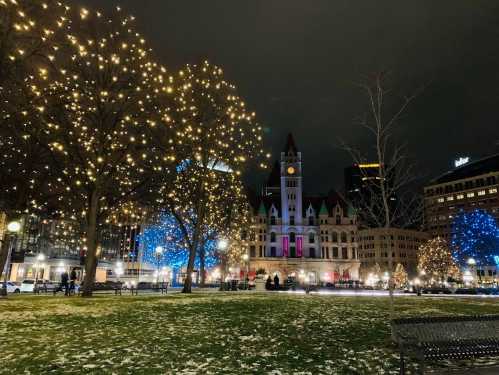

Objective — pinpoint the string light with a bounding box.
[451,209,499,268]
[418,237,459,282]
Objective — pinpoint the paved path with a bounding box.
[434,367,499,374]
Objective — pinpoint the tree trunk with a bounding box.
[199,244,206,287]
[182,243,197,293]
[376,127,395,319]
[0,236,11,280]
[182,210,206,293]
[81,190,99,297]
[0,211,14,278]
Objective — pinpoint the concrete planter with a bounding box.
[255,277,266,292]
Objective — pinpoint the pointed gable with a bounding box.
[258,201,267,215]
[319,200,328,216]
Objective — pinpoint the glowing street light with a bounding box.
[7,221,21,233]
[217,239,229,291]
[217,239,228,251]
[1,221,21,297]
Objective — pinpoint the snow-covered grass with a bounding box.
[0,293,497,374]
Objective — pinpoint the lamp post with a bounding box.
[217,239,228,291]
[467,258,477,286]
[1,221,21,297]
[242,253,249,290]
[34,253,45,294]
[155,246,163,286]
[115,261,124,295]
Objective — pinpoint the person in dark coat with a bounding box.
[265,276,272,290]
[60,271,69,296]
[274,274,280,290]
[69,269,77,295]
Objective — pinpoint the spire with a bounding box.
[283,133,299,155]
[258,201,267,215]
[319,200,328,216]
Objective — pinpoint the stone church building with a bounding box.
[247,134,360,284]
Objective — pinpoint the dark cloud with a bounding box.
[82,0,499,193]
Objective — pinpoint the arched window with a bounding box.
[336,215,341,225]
[270,232,276,243]
[341,232,347,243]
[309,232,315,244]
[308,216,314,226]
[332,232,338,242]
[290,232,296,243]
[270,216,276,225]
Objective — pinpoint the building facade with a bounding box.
[357,227,430,279]
[247,134,360,284]
[424,154,499,239]
[1,213,142,283]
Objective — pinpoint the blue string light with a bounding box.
[451,209,499,268]
[138,213,219,270]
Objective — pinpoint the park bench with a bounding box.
[391,315,499,374]
[130,282,168,295]
[77,282,123,295]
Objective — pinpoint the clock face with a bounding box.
[287,166,295,175]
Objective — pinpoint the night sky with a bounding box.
[84,0,499,194]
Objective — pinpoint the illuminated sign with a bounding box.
[358,163,380,169]
[454,157,469,168]
[494,255,499,266]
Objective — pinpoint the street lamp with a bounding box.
[242,253,249,290]
[1,221,21,297]
[155,246,163,286]
[34,253,45,293]
[467,258,477,286]
[217,239,228,290]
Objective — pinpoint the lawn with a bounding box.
[0,293,498,374]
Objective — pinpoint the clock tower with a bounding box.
[280,133,303,227]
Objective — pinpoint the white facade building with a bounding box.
[247,134,360,284]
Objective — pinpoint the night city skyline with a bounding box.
[1,2,499,373]
[83,0,499,193]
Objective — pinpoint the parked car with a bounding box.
[20,279,57,293]
[454,288,477,295]
[20,279,35,292]
[0,281,21,294]
[422,287,452,294]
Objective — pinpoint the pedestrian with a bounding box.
[274,274,280,290]
[265,275,272,290]
[69,269,77,296]
[58,271,69,296]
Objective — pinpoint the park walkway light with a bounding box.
[1,221,22,297]
[217,239,228,251]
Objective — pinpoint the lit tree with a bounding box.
[160,61,265,293]
[451,210,499,269]
[32,6,176,296]
[139,212,218,276]
[393,263,408,288]
[0,0,69,276]
[418,237,458,284]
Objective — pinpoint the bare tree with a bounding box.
[344,72,424,316]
